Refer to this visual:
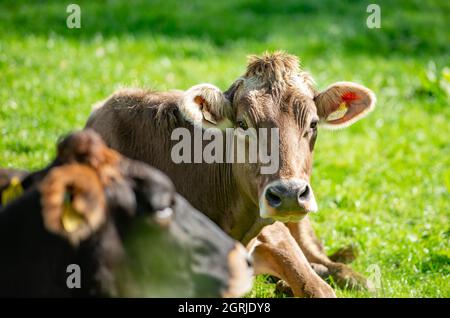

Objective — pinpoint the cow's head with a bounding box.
[179,52,375,222]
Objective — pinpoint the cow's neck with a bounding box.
[168,160,262,242]
[122,112,266,243]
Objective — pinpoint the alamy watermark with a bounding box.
[366,4,381,29]
[171,127,280,175]
[66,264,81,289]
[65,4,381,31]
[66,4,81,29]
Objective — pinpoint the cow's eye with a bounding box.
[303,120,319,138]
[237,120,248,130]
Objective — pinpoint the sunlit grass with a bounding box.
[0,0,448,297]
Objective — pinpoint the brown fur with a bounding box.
[56,129,123,185]
[87,91,242,235]
[244,51,315,100]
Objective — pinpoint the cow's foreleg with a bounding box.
[248,221,336,298]
[286,217,370,290]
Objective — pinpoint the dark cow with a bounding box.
[86,52,376,297]
[0,131,253,297]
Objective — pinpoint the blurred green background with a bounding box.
[0,0,449,297]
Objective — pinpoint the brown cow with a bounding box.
[86,52,376,297]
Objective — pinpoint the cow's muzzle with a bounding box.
[260,179,318,222]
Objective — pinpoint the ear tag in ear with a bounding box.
[202,111,217,125]
[62,192,85,233]
[1,177,24,206]
[326,102,348,121]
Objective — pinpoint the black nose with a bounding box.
[264,180,312,213]
[265,186,282,208]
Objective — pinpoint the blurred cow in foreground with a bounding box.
[0,130,252,297]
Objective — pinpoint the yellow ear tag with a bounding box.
[62,193,85,233]
[202,110,217,125]
[1,177,24,206]
[326,102,348,121]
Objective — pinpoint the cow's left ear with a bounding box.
[179,83,233,129]
[314,82,376,129]
[40,164,106,246]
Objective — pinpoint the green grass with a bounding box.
[0,0,449,297]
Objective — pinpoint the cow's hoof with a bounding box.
[328,263,370,291]
[311,263,330,278]
[329,244,359,264]
[304,281,337,298]
[275,278,336,298]
[275,280,294,297]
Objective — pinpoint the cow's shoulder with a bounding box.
[97,88,189,132]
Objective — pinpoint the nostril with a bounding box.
[265,188,282,208]
[298,184,310,201]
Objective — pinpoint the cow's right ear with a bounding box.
[179,83,233,129]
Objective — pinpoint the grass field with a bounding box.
[0,0,449,297]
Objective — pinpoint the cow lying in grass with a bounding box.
[0,130,253,297]
[87,52,376,297]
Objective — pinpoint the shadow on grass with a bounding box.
[1,0,448,57]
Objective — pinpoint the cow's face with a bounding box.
[224,70,319,223]
[227,53,375,222]
[181,53,375,222]
[226,53,375,222]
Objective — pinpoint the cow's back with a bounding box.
[86,89,238,234]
